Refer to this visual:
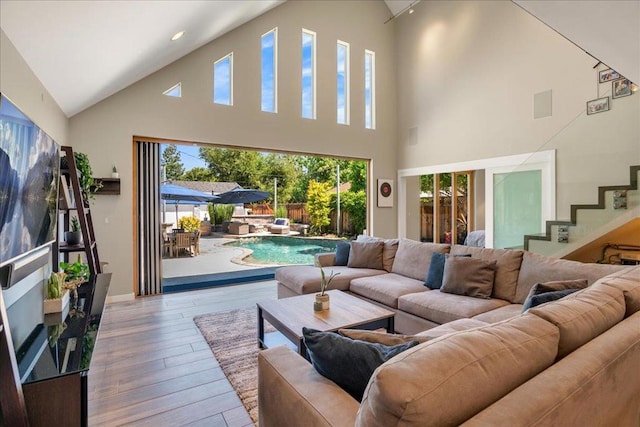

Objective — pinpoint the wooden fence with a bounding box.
[421,196,468,243]
[250,203,354,234]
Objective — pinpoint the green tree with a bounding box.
[162,145,184,180]
[346,161,367,192]
[181,167,212,181]
[340,190,367,235]
[261,153,300,204]
[307,180,332,234]
[199,147,265,188]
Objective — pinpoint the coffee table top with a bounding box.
[257,290,395,340]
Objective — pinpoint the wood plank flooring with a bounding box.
[88,280,277,426]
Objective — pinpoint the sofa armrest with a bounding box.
[258,345,359,427]
[315,252,336,267]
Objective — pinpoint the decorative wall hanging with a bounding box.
[377,179,393,208]
[598,69,620,83]
[557,225,569,243]
[612,79,632,99]
[613,190,627,209]
[586,96,610,115]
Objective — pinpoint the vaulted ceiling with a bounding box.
[2,1,636,118]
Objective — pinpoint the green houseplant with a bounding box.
[64,217,82,246]
[44,272,70,314]
[314,268,339,311]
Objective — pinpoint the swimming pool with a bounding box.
[226,236,340,265]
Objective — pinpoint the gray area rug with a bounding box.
[194,308,274,426]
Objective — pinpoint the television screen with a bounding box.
[0,93,60,268]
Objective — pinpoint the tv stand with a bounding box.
[17,274,111,427]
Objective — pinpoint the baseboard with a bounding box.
[106,293,135,304]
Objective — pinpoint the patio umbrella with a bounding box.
[215,188,270,205]
[160,184,219,222]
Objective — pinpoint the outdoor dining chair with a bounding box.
[173,232,192,257]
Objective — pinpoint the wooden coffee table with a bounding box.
[257,290,395,358]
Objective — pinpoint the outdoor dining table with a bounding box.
[166,231,200,257]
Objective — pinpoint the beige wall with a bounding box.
[0,29,69,294]
[68,1,398,297]
[1,30,69,144]
[395,1,639,221]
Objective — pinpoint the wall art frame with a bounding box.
[586,96,610,115]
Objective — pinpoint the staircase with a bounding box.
[524,165,640,257]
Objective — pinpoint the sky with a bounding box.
[161,144,205,171]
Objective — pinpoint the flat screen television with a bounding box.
[0,93,60,275]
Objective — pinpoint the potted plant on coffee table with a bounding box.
[315,268,339,311]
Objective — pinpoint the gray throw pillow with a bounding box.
[522,288,581,312]
[334,241,351,266]
[440,256,497,299]
[521,279,588,312]
[425,253,472,290]
[303,327,418,401]
[347,241,384,270]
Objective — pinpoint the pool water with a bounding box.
[226,236,340,265]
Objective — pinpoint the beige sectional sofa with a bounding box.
[275,237,625,333]
[260,261,640,426]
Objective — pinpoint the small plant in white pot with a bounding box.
[315,268,339,311]
[111,165,119,179]
[44,272,70,314]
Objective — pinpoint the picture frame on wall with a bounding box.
[612,79,632,98]
[586,96,610,115]
[377,179,393,208]
[598,69,620,83]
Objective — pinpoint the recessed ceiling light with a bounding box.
[171,31,185,41]
[409,8,414,14]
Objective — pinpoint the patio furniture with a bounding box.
[191,231,201,255]
[228,222,249,235]
[173,232,193,257]
[270,218,290,234]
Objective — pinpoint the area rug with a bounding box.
[194,308,275,426]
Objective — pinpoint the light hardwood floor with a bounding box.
[88,280,278,427]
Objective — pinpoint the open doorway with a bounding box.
[136,138,369,295]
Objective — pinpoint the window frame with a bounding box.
[364,49,376,129]
[213,52,234,106]
[337,40,350,125]
[301,28,317,120]
[261,28,278,113]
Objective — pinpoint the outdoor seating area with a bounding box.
[269,218,290,234]
[163,230,201,257]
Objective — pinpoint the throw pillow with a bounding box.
[347,241,384,270]
[521,279,588,312]
[338,328,431,345]
[274,218,286,225]
[334,241,351,266]
[424,253,472,290]
[303,327,418,401]
[440,256,497,299]
[523,288,581,312]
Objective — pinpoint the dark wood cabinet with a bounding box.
[16,274,111,427]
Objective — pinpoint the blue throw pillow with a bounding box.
[302,327,418,401]
[424,253,471,289]
[522,288,580,312]
[334,241,351,266]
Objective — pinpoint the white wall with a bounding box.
[395,1,639,226]
[68,1,398,297]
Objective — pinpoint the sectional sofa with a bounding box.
[275,237,625,333]
[259,237,640,426]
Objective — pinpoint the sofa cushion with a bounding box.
[521,279,588,312]
[415,318,488,339]
[398,290,510,324]
[334,241,351,266]
[348,241,384,269]
[599,266,640,317]
[440,256,497,299]
[515,251,624,304]
[302,327,419,401]
[473,304,524,323]
[350,273,428,308]
[529,283,625,359]
[356,314,560,427]
[338,328,432,345]
[357,236,399,272]
[424,253,471,290]
[391,239,450,281]
[450,245,523,303]
[275,265,386,295]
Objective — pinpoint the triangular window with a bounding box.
[163,83,182,98]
